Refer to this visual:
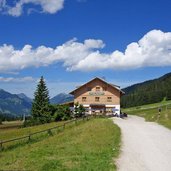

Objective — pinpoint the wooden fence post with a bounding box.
[28,134,31,141]
[0,140,2,151]
[1,117,93,150]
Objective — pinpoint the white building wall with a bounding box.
[106,104,120,116]
[82,104,121,116]
[114,105,120,116]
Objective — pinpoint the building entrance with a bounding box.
[90,104,106,115]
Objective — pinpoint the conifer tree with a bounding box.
[31,76,51,123]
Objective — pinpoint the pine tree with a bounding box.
[31,76,51,123]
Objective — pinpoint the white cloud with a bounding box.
[0,76,37,82]
[0,30,171,72]
[0,0,6,10]
[0,0,64,16]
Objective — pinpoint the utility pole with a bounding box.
[23,113,25,122]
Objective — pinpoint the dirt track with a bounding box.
[113,115,171,171]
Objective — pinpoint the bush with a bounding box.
[23,118,40,127]
[51,105,72,121]
[23,104,72,127]
[74,102,86,118]
[23,115,53,127]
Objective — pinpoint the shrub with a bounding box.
[23,118,40,127]
[51,105,72,121]
[74,102,86,118]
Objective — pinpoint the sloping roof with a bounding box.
[60,100,74,106]
[69,77,125,95]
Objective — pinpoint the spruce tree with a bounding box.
[31,76,51,123]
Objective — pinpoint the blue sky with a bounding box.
[0,0,171,98]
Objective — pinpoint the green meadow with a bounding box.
[123,100,171,129]
[0,118,121,171]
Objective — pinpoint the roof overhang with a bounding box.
[69,77,125,95]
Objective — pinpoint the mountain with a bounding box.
[121,72,171,108]
[0,90,73,117]
[50,93,74,104]
[17,93,32,103]
[0,89,32,117]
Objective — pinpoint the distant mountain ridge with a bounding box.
[50,93,74,104]
[121,72,171,108]
[17,93,32,103]
[0,89,74,118]
[0,89,32,117]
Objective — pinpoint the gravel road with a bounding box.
[113,115,171,171]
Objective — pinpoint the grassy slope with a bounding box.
[0,121,67,141]
[0,120,68,150]
[123,100,171,129]
[0,118,120,171]
[123,100,171,112]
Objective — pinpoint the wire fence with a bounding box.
[0,116,92,151]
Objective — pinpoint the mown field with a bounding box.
[0,118,120,171]
[123,100,171,129]
[0,120,23,130]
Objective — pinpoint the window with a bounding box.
[103,87,107,91]
[87,87,91,91]
[95,97,100,102]
[96,86,100,91]
[107,97,112,102]
[82,97,87,102]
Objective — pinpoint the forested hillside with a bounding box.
[121,72,171,108]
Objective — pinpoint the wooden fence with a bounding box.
[0,116,92,151]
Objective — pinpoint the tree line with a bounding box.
[121,72,171,108]
[24,76,85,127]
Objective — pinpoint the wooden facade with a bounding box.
[70,77,124,115]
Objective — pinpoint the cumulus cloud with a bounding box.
[0,76,37,82]
[0,30,171,72]
[0,0,64,16]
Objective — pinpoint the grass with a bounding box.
[0,120,23,129]
[0,121,65,141]
[123,100,171,129]
[124,100,171,112]
[0,118,121,171]
[0,120,67,149]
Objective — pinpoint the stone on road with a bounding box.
[113,115,171,171]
